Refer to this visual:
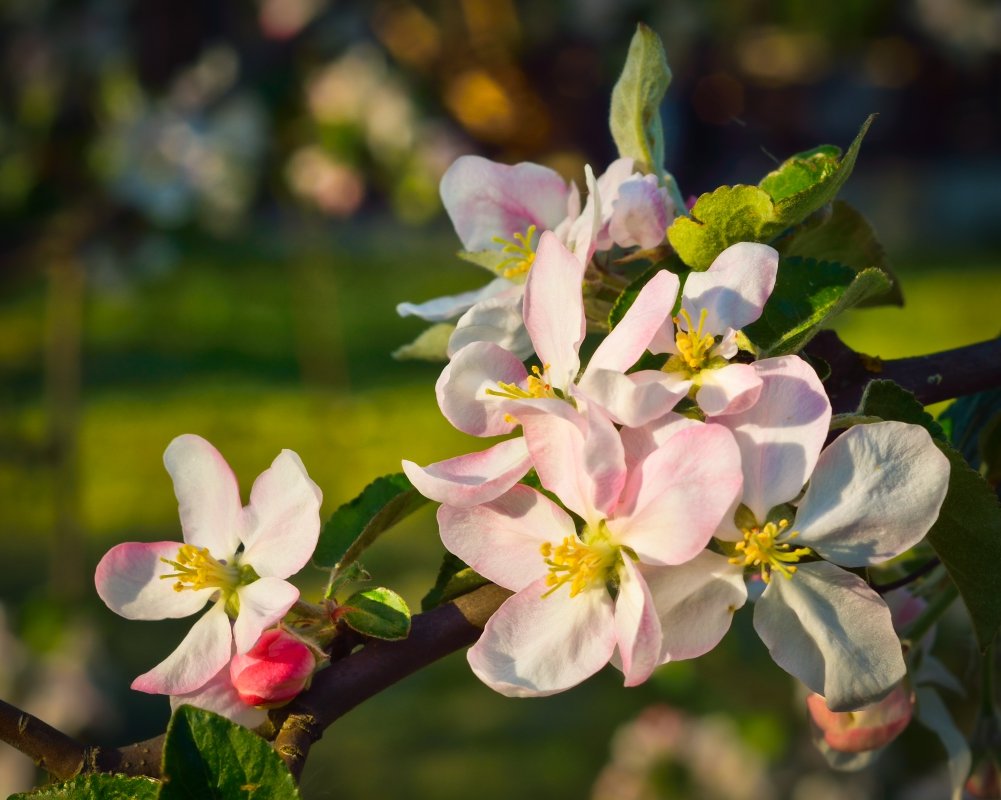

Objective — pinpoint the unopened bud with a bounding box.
[230,629,315,707]
[807,684,913,753]
[965,756,1001,799]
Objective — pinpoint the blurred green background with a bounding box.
[1,1,999,798]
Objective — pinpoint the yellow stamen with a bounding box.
[485,364,558,402]
[160,544,239,593]
[491,225,537,281]
[674,307,716,371]
[729,519,812,583]
[539,535,615,598]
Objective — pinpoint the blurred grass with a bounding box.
[0,231,997,798]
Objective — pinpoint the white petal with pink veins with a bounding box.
[614,557,662,686]
[232,578,300,654]
[695,362,763,416]
[396,278,513,322]
[170,664,268,729]
[436,341,526,437]
[681,242,778,335]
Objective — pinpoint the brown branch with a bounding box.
[0,699,87,781]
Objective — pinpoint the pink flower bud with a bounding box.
[965,756,1001,799]
[230,629,315,707]
[807,684,913,753]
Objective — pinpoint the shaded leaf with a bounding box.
[11,775,159,800]
[161,706,300,800]
[421,551,489,612]
[341,587,411,640]
[610,24,671,176]
[313,473,428,570]
[857,380,947,442]
[940,388,1001,481]
[392,323,454,361]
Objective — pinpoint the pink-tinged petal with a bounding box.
[794,422,950,567]
[711,355,831,522]
[448,285,532,359]
[714,328,739,360]
[584,270,680,376]
[640,550,747,662]
[807,684,913,753]
[241,450,322,579]
[523,232,585,391]
[681,242,779,335]
[402,438,532,508]
[518,403,625,523]
[467,577,616,697]
[608,176,671,250]
[170,666,268,729]
[438,484,575,592]
[396,279,512,322]
[620,412,701,471]
[614,557,662,687]
[695,363,763,416]
[612,424,743,566]
[566,165,602,263]
[131,602,232,695]
[437,341,526,437]
[164,435,244,556]
[577,369,689,428]
[96,541,214,620]
[440,156,571,251]
[754,561,906,712]
[233,578,300,654]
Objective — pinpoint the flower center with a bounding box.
[673,307,716,371]
[486,364,558,404]
[160,544,241,593]
[539,526,617,598]
[491,225,537,281]
[729,519,811,583]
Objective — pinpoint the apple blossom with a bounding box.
[229,628,315,707]
[807,685,914,753]
[438,407,744,696]
[95,434,322,697]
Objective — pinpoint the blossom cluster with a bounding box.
[402,155,951,711]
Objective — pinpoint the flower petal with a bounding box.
[170,665,268,729]
[612,424,743,566]
[438,484,575,592]
[640,550,747,662]
[232,578,300,654]
[753,561,906,711]
[614,557,662,686]
[620,412,701,470]
[523,232,585,391]
[711,355,831,522]
[448,285,532,359]
[584,270,679,377]
[396,279,512,322]
[607,175,672,250]
[131,602,232,695]
[437,341,526,437]
[440,156,571,251]
[164,434,244,556]
[241,450,322,579]
[681,242,778,335]
[576,369,689,428]
[467,577,616,697]
[695,363,763,416]
[95,541,214,620]
[402,437,532,508]
[794,421,950,566]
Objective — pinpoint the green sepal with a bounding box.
[421,551,489,612]
[392,323,454,361]
[160,705,301,800]
[668,116,875,269]
[313,473,428,570]
[340,587,412,640]
[743,257,891,357]
[9,775,160,800]
[609,23,671,177]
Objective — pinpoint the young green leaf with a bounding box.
[609,24,671,176]
[668,117,875,269]
[392,323,454,361]
[743,257,890,357]
[340,587,412,640]
[161,706,301,800]
[313,473,428,570]
[9,775,159,800]
[421,551,490,612]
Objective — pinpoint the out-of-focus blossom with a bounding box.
[286,146,366,217]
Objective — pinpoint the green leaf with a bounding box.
[743,257,891,357]
[609,24,671,176]
[421,551,490,612]
[927,446,1001,650]
[340,587,412,640]
[940,388,1001,481]
[668,116,875,269]
[777,200,902,307]
[857,380,947,442]
[313,473,428,570]
[161,706,301,800]
[392,323,453,361]
[10,775,159,800]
